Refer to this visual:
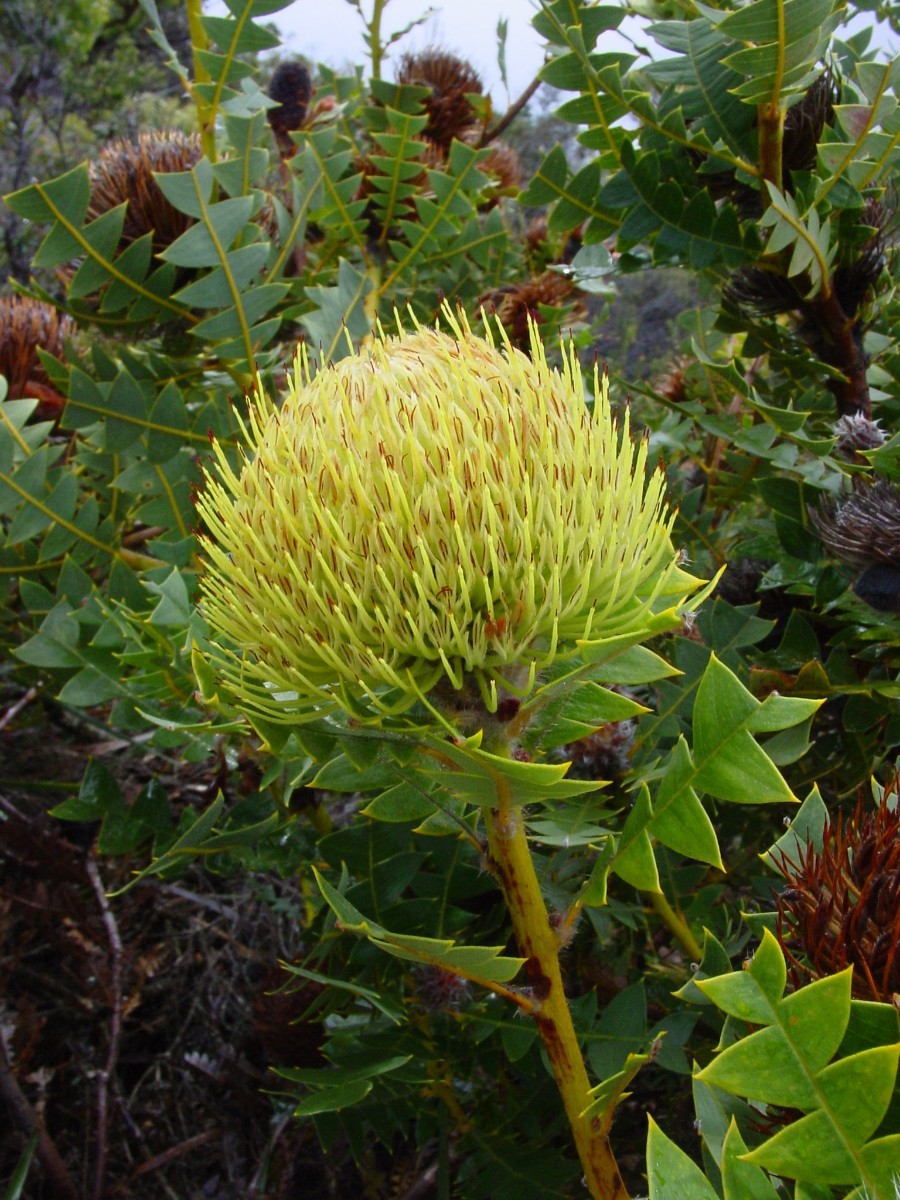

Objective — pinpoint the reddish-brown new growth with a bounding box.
[774,785,900,1002]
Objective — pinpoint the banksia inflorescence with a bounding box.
[774,788,900,1002]
[397,49,483,149]
[812,479,900,612]
[197,308,699,726]
[0,296,73,420]
[85,130,202,256]
[479,271,585,349]
[267,60,313,159]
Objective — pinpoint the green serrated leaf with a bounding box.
[646,1116,722,1200]
[692,655,802,804]
[721,1119,781,1200]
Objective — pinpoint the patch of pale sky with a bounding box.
[205,1,608,101]
[206,2,898,106]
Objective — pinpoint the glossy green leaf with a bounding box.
[742,1046,900,1183]
[697,930,787,1024]
[612,785,661,891]
[583,1049,653,1121]
[302,258,374,364]
[314,869,526,986]
[311,753,398,794]
[693,932,899,1197]
[587,981,647,1079]
[674,929,734,1005]
[361,781,436,823]
[648,737,724,868]
[760,785,828,873]
[420,733,604,807]
[537,682,647,751]
[161,197,256,266]
[721,1120,780,1200]
[292,1077,373,1116]
[692,655,814,804]
[646,1116,722,1200]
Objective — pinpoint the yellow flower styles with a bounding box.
[197,308,693,723]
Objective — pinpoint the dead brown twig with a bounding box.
[85,855,124,1200]
[477,73,543,148]
[0,1036,79,1200]
[0,685,42,732]
[129,1129,221,1180]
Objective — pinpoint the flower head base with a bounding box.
[197,309,699,725]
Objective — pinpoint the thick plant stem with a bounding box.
[758,101,784,193]
[185,0,216,161]
[485,791,630,1200]
[366,0,387,81]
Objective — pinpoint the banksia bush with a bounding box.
[196,308,695,725]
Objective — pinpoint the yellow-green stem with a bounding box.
[185,0,216,161]
[648,890,703,963]
[485,789,630,1200]
[367,0,387,81]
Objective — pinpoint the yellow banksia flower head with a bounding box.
[197,308,697,725]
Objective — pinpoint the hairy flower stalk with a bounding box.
[197,308,703,1200]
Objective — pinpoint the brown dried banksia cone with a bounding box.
[811,481,900,566]
[86,130,202,257]
[811,479,900,612]
[479,270,585,349]
[267,60,313,159]
[397,48,483,148]
[473,138,523,198]
[774,788,900,1002]
[654,355,695,405]
[0,296,73,420]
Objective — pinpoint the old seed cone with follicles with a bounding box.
[196,308,703,726]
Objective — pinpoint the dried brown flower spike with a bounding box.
[479,270,584,348]
[397,48,483,148]
[774,788,900,1002]
[0,295,73,420]
[812,479,900,612]
[86,130,202,256]
[267,60,313,159]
